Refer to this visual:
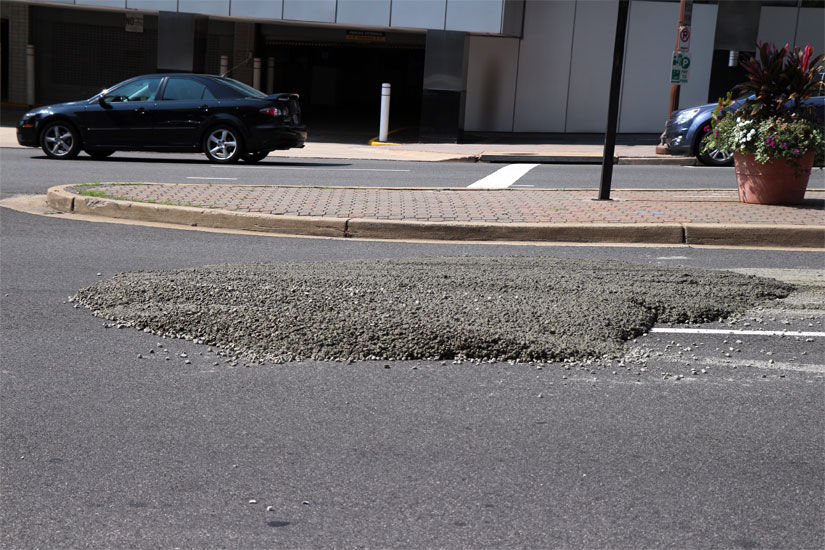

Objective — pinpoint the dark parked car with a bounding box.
[662,95,824,166]
[17,74,307,163]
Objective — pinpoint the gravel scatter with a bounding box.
[73,257,793,363]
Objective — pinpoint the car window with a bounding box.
[217,77,267,98]
[104,77,162,103]
[162,78,216,101]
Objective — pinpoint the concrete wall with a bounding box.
[794,7,824,54]
[565,0,618,133]
[512,0,574,132]
[618,1,716,132]
[758,6,824,53]
[34,0,513,34]
[464,35,519,132]
[475,0,718,134]
[4,1,29,104]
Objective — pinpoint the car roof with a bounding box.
[129,73,229,79]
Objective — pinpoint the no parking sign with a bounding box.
[678,25,691,52]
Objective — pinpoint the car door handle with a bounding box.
[135,107,146,114]
[200,105,209,112]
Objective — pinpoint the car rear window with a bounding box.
[162,78,216,101]
[217,77,267,98]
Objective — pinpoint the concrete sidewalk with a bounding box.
[47,183,825,248]
[0,126,689,165]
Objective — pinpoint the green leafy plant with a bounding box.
[703,43,825,168]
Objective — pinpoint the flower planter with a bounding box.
[733,151,815,205]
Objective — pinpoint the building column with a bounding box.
[231,22,255,85]
[157,11,208,73]
[6,1,30,104]
[419,30,469,143]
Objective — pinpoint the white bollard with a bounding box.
[26,45,35,106]
[253,57,261,90]
[219,55,228,76]
[266,57,275,94]
[379,83,391,142]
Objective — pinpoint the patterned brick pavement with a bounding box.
[72,183,825,226]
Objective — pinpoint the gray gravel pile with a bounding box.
[74,257,793,363]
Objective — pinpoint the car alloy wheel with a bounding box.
[697,129,734,167]
[41,122,81,159]
[204,126,242,163]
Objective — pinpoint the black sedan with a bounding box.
[17,74,307,163]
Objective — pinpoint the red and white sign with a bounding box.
[678,26,691,52]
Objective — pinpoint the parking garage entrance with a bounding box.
[259,25,425,141]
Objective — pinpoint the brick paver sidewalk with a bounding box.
[73,183,825,226]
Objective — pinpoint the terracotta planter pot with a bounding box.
[733,151,815,205]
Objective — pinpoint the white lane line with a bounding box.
[187,176,238,180]
[211,165,409,172]
[651,328,824,337]
[656,256,689,260]
[468,163,540,189]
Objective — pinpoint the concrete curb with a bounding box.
[347,219,685,244]
[46,185,825,248]
[684,223,825,248]
[478,153,697,166]
[46,185,347,238]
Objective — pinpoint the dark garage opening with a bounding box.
[261,28,425,142]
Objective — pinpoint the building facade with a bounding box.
[1,0,823,140]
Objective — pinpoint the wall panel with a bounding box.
[231,0,284,19]
[76,0,126,7]
[512,0,574,132]
[618,1,716,132]
[464,35,519,132]
[445,0,503,34]
[127,0,178,10]
[178,0,228,17]
[391,0,446,30]
[795,7,824,54]
[336,0,390,26]
[283,0,336,23]
[757,6,797,50]
[565,0,617,132]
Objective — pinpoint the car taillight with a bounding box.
[260,106,284,117]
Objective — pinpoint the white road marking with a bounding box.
[468,163,540,189]
[650,328,824,337]
[187,176,238,180]
[211,165,409,172]
[656,256,689,260]
[647,356,825,374]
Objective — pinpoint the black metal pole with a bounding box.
[598,0,630,201]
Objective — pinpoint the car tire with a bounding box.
[203,126,243,163]
[696,128,734,167]
[241,150,269,163]
[86,149,115,159]
[40,121,81,160]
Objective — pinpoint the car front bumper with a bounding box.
[662,118,691,155]
[17,123,39,147]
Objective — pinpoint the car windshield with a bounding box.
[218,77,267,98]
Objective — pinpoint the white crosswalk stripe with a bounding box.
[468,163,539,189]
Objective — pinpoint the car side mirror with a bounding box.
[98,95,112,109]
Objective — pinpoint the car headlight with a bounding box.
[674,108,701,124]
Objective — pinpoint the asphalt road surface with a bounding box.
[1,200,823,548]
[0,147,771,196]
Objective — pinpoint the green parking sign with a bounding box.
[671,51,691,84]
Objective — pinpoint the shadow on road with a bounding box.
[22,153,352,169]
